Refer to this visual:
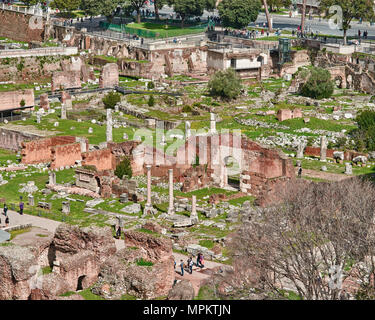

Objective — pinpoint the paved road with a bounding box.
[1,209,61,233]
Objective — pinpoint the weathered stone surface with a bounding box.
[168,280,195,300]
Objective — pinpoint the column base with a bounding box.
[143,204,157,215]
[167,207,175,215]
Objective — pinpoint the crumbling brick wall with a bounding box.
[0,9,47,43]
[51,71,81,92]
[0,127,42,151]
[99,63,119,88]
[50,142,82,169]
[82,148,116,171]
[21,136,76,164]
[0,89,34,111]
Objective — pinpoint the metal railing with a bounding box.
[1,3,48,18]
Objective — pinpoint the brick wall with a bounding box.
[0,9,46,43]
[21,136,76,164]
[50,142,82,169]
[99,63,119,88]
[51,71,81,92]
[82,148,116,171]
[0,89,34,111]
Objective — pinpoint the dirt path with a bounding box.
[172,252,226,296]
[2,210,61,233]
[297,168,353,182]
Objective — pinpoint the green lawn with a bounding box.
[126,22,206,38]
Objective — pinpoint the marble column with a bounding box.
[146,165,152,206]
[191,195,198,224]
[167,169,174,215]
[345,162,353,175]
[296,142,305,159]
[185,121,191,138]
[320,136,327,162]
[106,108,113,142]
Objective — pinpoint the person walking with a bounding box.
[3,203,8,216]
[19,201,24,215]
[298,166,302,178]
[180,259,184,276]
[196,253,201,267]
[199,254,205,268]
[5,215,9,227]
[116,225,122,239]
[189,257,194,274]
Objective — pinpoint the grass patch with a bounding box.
[9,227,32,240]
[199,239,214,249]
[136,258,154,267]
[121,294,137,300]
[42,266,52,275]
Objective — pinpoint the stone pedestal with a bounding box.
[190,195,198,224]
[62,201,70,214]
[36,114,41,124]
[49,172,56,185]
[119,193,128,203]
[146,165,152,206]
[28,194,34,206]
[106,108,113,142]
[320,136,327,162]
[167,169,174,215]
[345,162,353,175]
[61,103,67,120]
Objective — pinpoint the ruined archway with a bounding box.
[224,156,241,190]
[95,177,101,194]
[77,275,86,291]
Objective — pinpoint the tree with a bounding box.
[102,92,121,109]
[320,0,375,45]
[81,0,121,21]
[299,67,334,99]
[227,178,375,300]
[267,0,291,11]
[130,0,147,23]
[50,0,81,13]
[115,157,132,179]
[218,0,261,30]
[262,0,273,31]
[351,110,375,151]
[208,68,242,100]
[153,0,167,20]
[21,0,40,7]
[170,0,208,27]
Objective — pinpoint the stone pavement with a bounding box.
[1,209,61,233]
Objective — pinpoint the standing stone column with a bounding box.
[320,136,327,162]
[296,142,305,159]
[190,195,198,224]
[106,108,113,142]
[36,113,41,124]
[185,121,191,138]
[62,201,70,214]
[146,165,152,206]
[61,103,67,120]
[345,162,353,175]
[167,169,174,215]
[210,113,216,134]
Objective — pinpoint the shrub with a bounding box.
[182,105,192,113]
[208,68,242,100]
[147,81,155,89]
[147,94,155,107]
[351,110,375,151]
[20,99,25,107]
[299,67,334,99]
[102,92,121,109]
[136,258,154,267]
[114,157,132,179]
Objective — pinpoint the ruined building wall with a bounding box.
[50,142,82,169]
[0,9,47,43]
[0,127,42,151]
[21,136,76,164]
[0,89,35,110]
[82,148,116,172]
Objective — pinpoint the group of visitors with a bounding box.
[0,201,24,228]
[175,252,205,276]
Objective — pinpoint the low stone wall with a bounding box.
[0,47,78,59]
[0,127,42,151]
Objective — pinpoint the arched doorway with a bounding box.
[95,177,101,194]
[77,275,86,291]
